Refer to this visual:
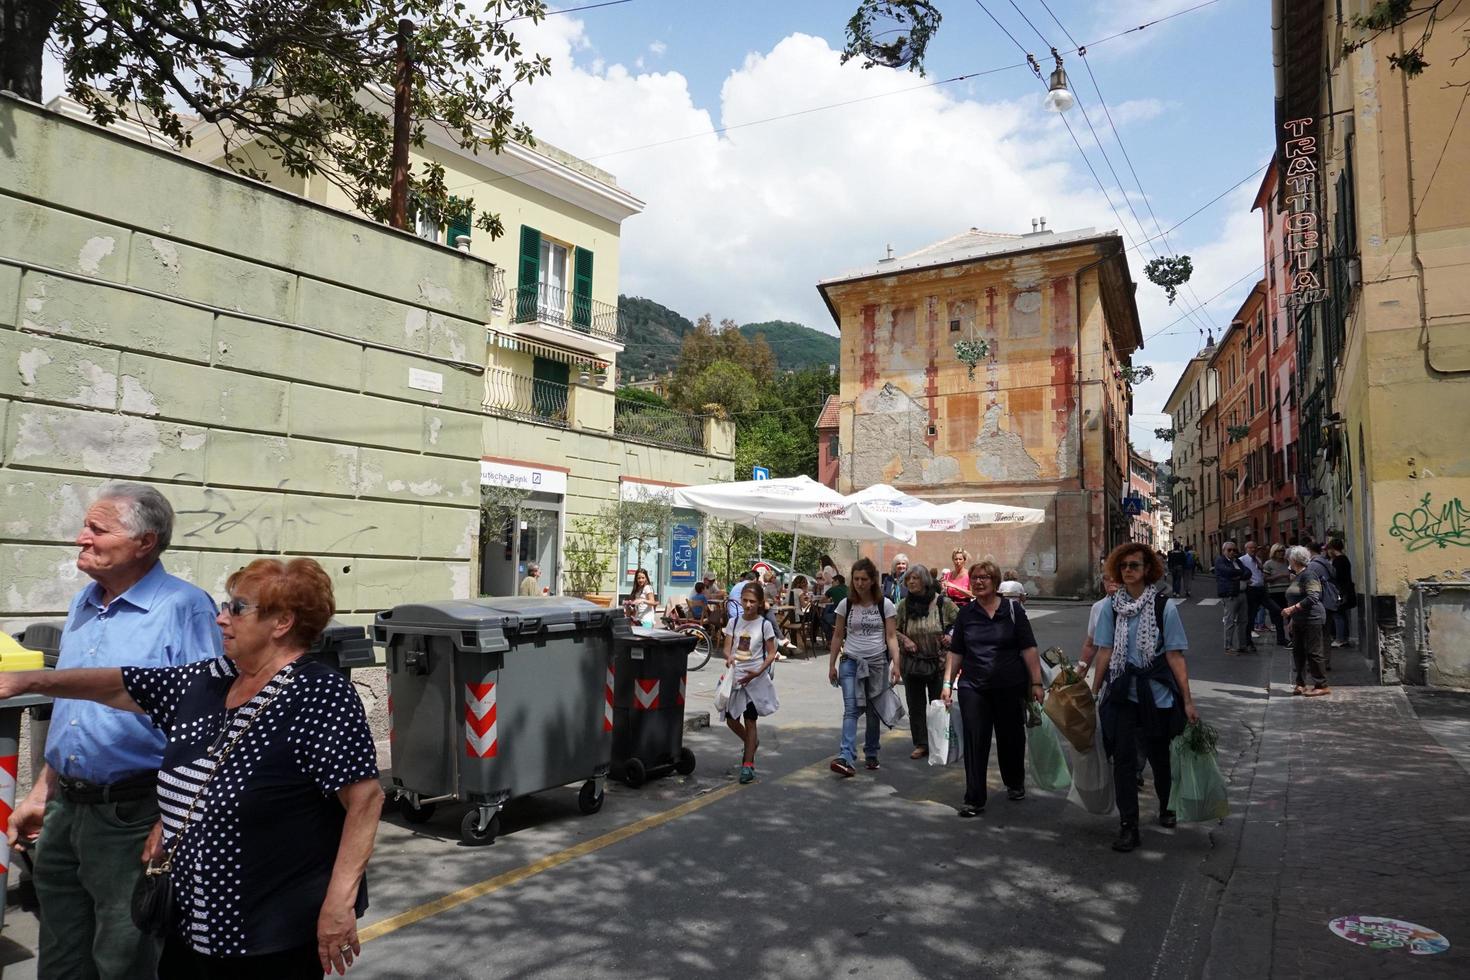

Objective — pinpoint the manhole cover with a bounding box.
[1328,915,1449,955]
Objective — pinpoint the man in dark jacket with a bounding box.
[1214,541,1253,653]
[1167,544,1186,597]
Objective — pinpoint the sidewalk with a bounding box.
[1208,649,1469,977]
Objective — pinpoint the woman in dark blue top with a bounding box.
[940,560,1042,817]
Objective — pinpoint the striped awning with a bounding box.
[488,329,611,370]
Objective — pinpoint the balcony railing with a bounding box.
[614,397,706,452]
[489,266,507,314]
[483,367,569,428]
[512,282,627,343]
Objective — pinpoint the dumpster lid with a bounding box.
[375,595,617,633]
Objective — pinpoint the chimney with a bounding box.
[1039,216,1048,231]
[879,243,895,263]
[1031,218,1038,233]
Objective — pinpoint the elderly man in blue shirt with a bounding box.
[6,483,220,978]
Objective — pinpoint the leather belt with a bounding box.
[57,772,157,805]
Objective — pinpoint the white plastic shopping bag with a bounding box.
[1065,707,1115,815]
[714,668,733,714]
[927,699,963,767]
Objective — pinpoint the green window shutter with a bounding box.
[531,356,570,421]
[446,208,472,248]
[517,226,541,322]
[572,247,594,330]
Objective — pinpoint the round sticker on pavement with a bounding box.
[1328,915,1449,955]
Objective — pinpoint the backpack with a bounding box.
[1311,557,1342,611]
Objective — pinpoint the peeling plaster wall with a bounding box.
[829,242,1135,596]
[0,97,505,765]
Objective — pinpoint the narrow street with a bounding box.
[195,592,1470,976]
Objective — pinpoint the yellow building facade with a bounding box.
[1277,0,1470,684]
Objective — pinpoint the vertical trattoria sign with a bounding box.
[1282,117,1324,309]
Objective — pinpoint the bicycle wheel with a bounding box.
[683,626,713,672]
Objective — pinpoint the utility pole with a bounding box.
[389,17,413,230]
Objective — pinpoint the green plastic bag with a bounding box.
[1168,723,1230,822]
[1026,711,1072,792]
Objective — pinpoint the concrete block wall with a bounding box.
[0,96,500,762]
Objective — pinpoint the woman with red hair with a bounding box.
[0,558,383,977]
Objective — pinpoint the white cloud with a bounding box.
[648,40,667,57]
[507,15,1179,331]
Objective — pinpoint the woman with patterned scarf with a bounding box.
[1089,542,1200,853]
[894,564,955,760]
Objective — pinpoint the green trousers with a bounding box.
[33,794,161,980]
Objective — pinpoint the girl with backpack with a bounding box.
[722,584,781,784]
[1089,543,1199,853]
[828,558,901,777]
[894,564,955,760]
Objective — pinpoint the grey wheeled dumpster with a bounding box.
[611,627,698,787]
[375,596,632,845]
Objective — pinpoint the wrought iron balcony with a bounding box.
[511,282,627,343]
[483,367,569,428]
[614,397,707,452]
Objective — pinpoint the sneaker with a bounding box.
[1007,787,1026,802]
[1330,640,1345,648]
[738,764,755,784]
[865,758,880,771]
[1159,810,1177,828]
[830,758,856,777]
[1112,823,1141,852]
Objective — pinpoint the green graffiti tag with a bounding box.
[1388,493,1470,552]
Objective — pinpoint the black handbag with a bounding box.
[130,664,297,937]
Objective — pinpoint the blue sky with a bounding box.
[510,0,1275,458]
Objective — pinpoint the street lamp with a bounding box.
[1043,50,1075,113]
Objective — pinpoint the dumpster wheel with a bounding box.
[623,758,647,788]
[577,780,604,815]
[675,747,696,776]
[460,809,500,846]
[400,798,438,824]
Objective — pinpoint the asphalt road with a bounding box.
[352,594,1274,979]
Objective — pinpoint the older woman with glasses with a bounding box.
[940,560,1041,816]
[0,558,383,977]
[894,564,956,760]
[1090,543,1199,853]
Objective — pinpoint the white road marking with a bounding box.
[1024,609,1057,619]
[1197,598,1221,606]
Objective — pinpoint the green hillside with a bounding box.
[738,321,840,373]
[617,295,839,378]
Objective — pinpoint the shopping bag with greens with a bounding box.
[1168,721,1230,822]
[1025,705,1072,792]
[1042,647,1096,753]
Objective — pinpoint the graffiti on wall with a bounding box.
[1388,493,1470,551]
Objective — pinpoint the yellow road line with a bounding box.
[360,782,743,943]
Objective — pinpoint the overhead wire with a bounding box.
[1374,80,1470,282]
[975,0,1220,340]
[1036,0,1220,336]
[442,0,1229,197]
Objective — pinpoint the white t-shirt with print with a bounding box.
[724,615,776,662]
[836,597,897,659]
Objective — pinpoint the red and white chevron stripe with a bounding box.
[634,678,660,711]
[464,682,498,758]
[0,754,16,875]
[604,666,615,732]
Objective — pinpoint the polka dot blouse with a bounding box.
[122,656,379,958]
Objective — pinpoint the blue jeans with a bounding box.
[837,656,881,765]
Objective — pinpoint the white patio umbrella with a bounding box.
[847,484,1046,539]
[673,475,914,573]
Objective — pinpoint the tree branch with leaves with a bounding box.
[2,0,552,237]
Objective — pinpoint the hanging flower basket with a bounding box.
[954,338,990,381]
[1226,424,1250,443]
[1154,427,1176,441]
[1115,365,1155,386]
[1144,255,1194,305]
